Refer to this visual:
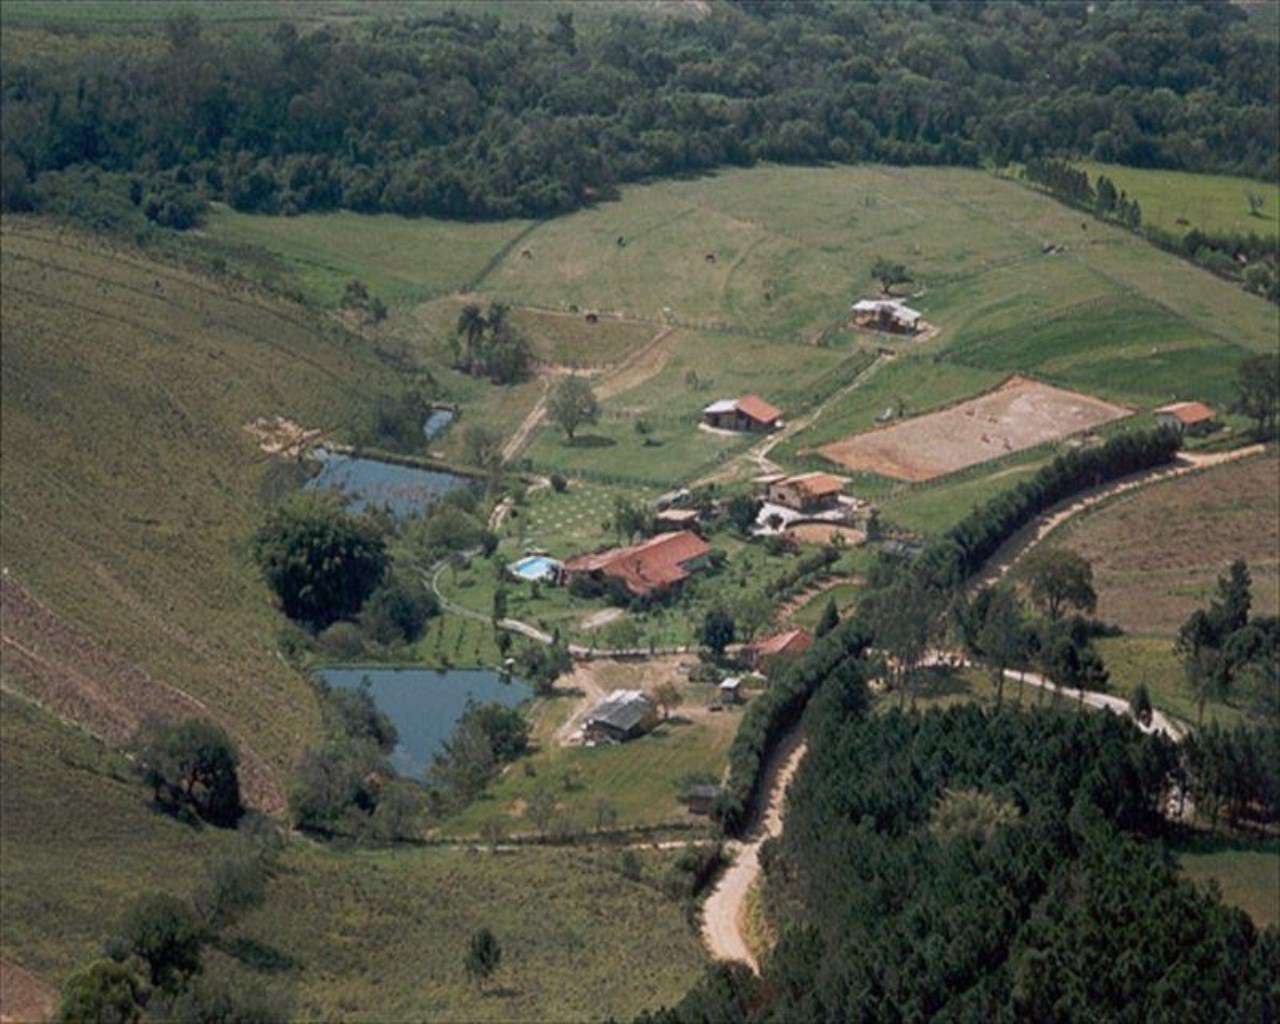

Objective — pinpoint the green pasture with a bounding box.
[1077,161,1280,240]
[878,452,1050,537]
[440,693,738,836]
[789,582,863,631]
[238,839,705,1022]
[0,693,241,985]
[1178,836,1280,930]
[205,207,535,307]
[946,293,1254,408]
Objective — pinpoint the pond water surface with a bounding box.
[316,667,532,779]
[305,447,476,518]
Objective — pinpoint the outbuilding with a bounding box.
[1154,401,1217,436]
[583,690,657,744]
[703,395,783,433]
[850,299,924,335]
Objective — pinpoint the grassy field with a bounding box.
[237,839,705,1022]
[1177,835,1280,930]
[1077,161,1280,240]
[1059,454,1280,636]
[0,219,428,784]
[0,692,241,985]
[203,208,536,308]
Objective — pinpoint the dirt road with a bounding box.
[700,730,808,972]
[975,445,1267,589]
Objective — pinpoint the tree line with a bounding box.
[645,693,1277,1022]
[3,1,1274,224]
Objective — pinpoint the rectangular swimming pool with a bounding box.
[509,555,559,581]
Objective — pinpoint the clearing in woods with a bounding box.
[817,376,1132,482]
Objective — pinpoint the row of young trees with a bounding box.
[1024,157,1280,304]
[3,1,1274,224]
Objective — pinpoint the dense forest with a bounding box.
[2,1,1276,223]
[645,670,1278,1022]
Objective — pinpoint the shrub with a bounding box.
[135,719,244,828]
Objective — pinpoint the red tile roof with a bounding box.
[784,472,843,498]
[750,628,813,658]
[563,531,711,596]
[1154,401,1215,425]
[735,395,782,425]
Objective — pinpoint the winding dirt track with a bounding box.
[700,730,808,972]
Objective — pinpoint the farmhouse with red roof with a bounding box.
[702,395,782,433]
[1154,401,1217,435]
[561,531,712,597]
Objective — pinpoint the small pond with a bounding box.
[305,447,477,518]
[316,667,533,780]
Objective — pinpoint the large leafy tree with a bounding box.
[110,894,205,992]
[1231,353,1279,439]
[1021,547,1097,622]
[136,718,243,828]
[252,494,388,627]
[548,374,599,443]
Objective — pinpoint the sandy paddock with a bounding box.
[818,376,1131,481]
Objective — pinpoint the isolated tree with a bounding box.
[1021,547,1096,622]
[1231,354,1279,439]
[612,495,651,543]
[549,375,599,443]
[136,718,243,828]
[1175,607,1221,727]
[463,424,503,470]
[465,928,501,987]
[253,494,388,628]
[870,256,911,294]
[1131,682,1154,728]
[56,959,148,1024]
[815,597,840,638]
[726,494,760,535]
[1246,190,1265,217]
[701,609,736,659]
[1209,559,1252,638]
[111,894,205,992]
[653,680,684,720]
[976,583,1025,707]
[526,783,558,835]
[455,303,486,372]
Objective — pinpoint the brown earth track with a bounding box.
[0,574,283,813]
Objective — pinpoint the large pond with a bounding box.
[305,447,477,518]
[316,667,532,780]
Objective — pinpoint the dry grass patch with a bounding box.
[1061,454,1280,635]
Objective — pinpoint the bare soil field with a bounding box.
[817,376,1131,481]
[786,524,866,546]
[0,960,56,1024]
[1060,453,1280,635]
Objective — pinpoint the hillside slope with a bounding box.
[0,218,406,803]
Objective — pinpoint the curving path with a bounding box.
[700,729,808,973]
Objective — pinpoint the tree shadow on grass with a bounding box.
[218,936,300,974]
[566,435,616,449]
[486,986,520,999]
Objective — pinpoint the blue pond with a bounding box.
[317,667,532,780]
[305,447,475,518]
